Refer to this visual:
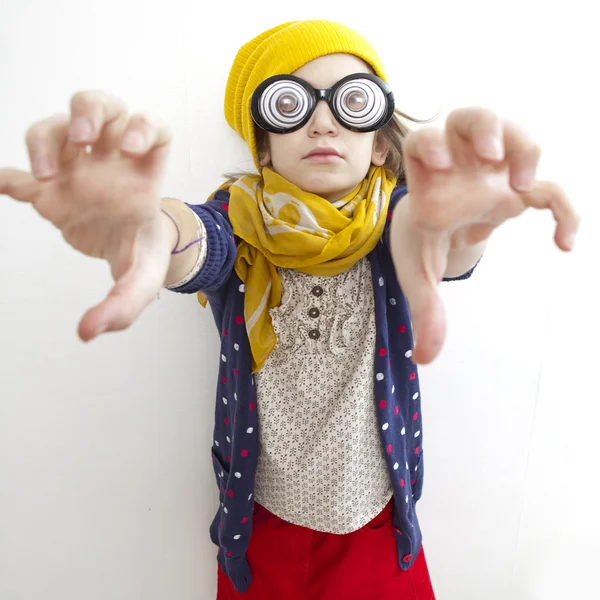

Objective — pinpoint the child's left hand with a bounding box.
[388,107,581,365]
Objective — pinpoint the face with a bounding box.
[258,54,390,202]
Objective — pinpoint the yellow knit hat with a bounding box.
[224,20,388,171]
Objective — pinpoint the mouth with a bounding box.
[303,147,343,162]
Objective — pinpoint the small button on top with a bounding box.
[311,285,323,297]
[308,307,320,319]
[308,329,320,340]
[402,554,413,563]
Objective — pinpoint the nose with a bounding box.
[308,99,338,137]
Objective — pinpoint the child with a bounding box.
[0,19,579,600]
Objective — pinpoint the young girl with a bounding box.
[0,19,579,600]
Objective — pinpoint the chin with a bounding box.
[297,171,359,201]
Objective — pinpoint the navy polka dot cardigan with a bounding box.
[172,185,478,593]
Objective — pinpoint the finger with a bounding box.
[521,180,582,251]
[68,90,129,154]
[0,168,41,203]
[120,112,172,156]
[501,119,542,192]
[401,126,452,170]
[77,254,168,341]
[390,212,450,364]
[446,107,505,165]
[25,113,77,180]
[119,113,172,178]
[401,131,461,233]
[68,92,171,162]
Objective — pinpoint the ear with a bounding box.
[255,128,272,168]
[259,149,271,167]
[371,133,390,166]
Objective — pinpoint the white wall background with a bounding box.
[1,1,598,598]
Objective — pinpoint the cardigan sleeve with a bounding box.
[167,189,237,295]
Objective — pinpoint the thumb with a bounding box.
[0,168,41,203]
[393,231,449,365]
[78,250,169,341]
[409,285,446,365]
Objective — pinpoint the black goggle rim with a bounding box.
[250,72,395,134]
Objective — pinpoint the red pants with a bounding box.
[217,499,436,599]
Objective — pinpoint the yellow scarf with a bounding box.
[198,165,396,372]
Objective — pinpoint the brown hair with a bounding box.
[374,107,439,186]
[224,108,439,185]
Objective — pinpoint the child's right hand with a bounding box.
[0,90,175,341]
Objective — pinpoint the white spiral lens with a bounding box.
[259,80,312,129]
[334,78,386,129]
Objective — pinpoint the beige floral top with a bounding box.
[254,257,393,534]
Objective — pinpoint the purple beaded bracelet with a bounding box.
[161,208,204,255]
